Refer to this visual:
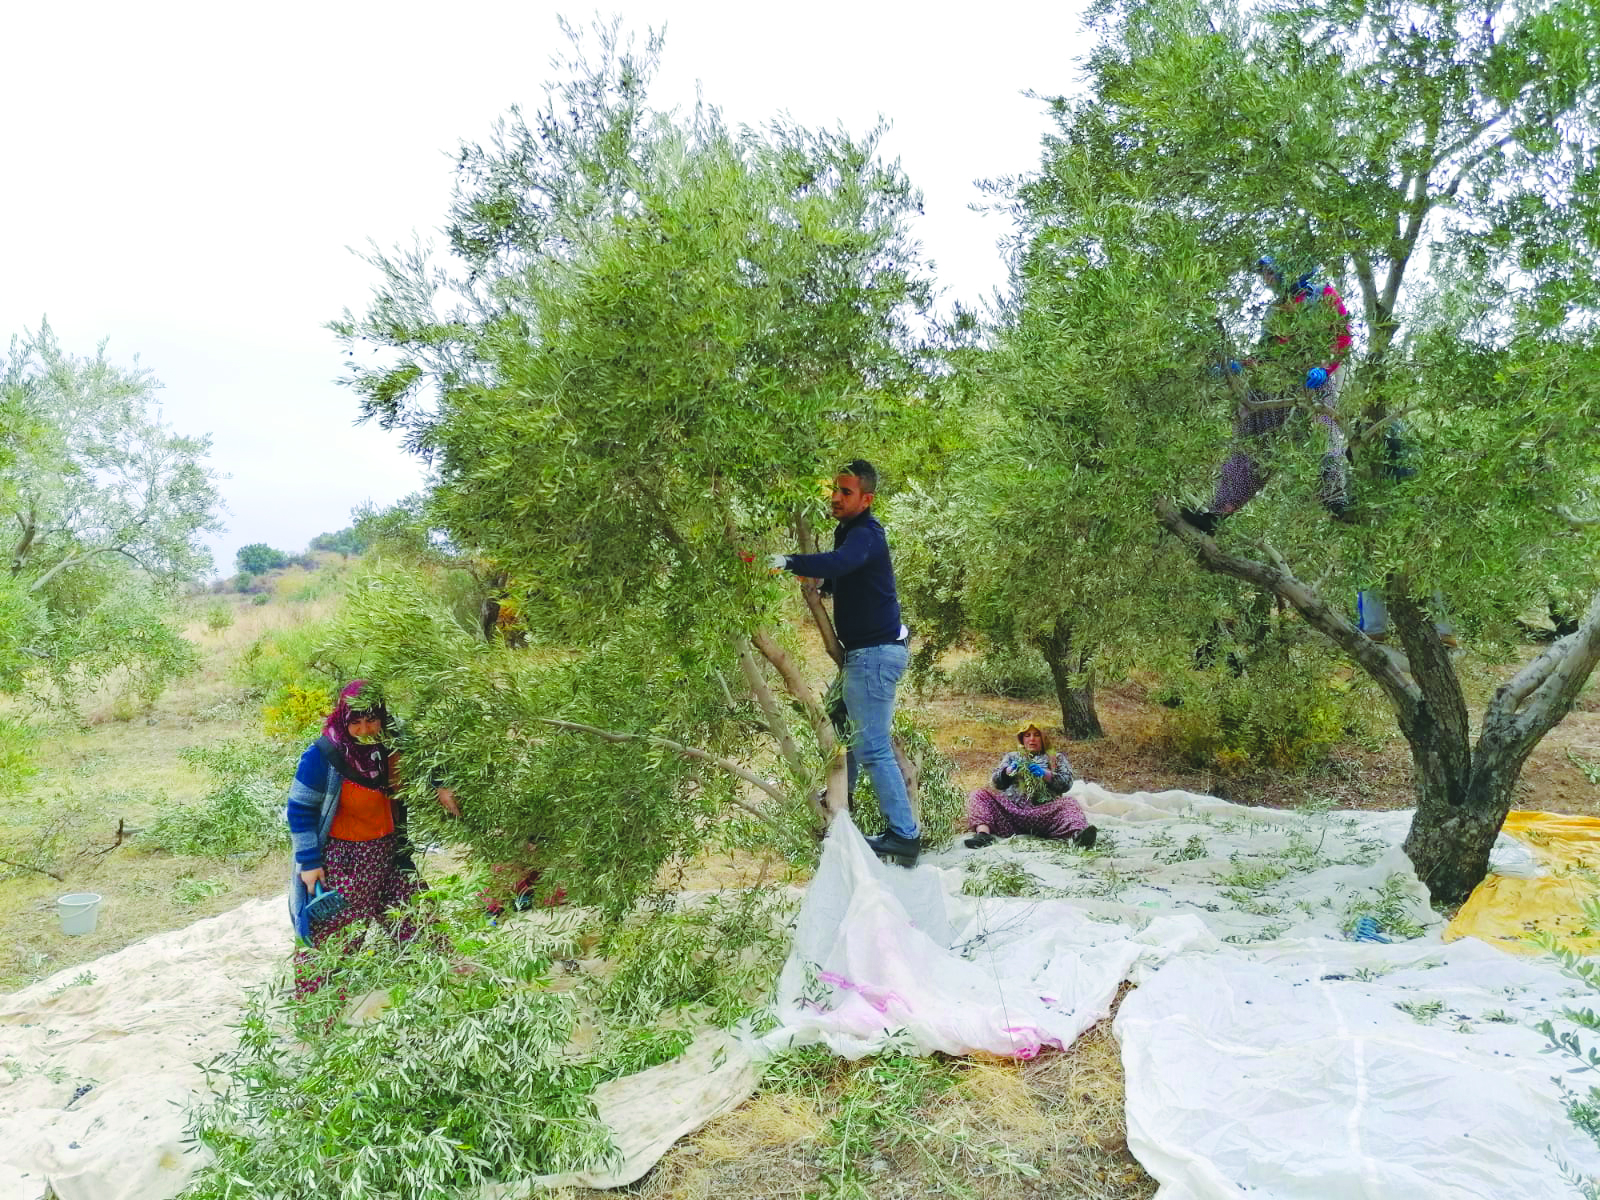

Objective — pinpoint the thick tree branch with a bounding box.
[1154,498,1421,716]
[1492,588,1600,750]
[751,627,847,823]
[1388,590,1472,792]
[9,511,37,576]
[792,510,844,667]
[27,545,151,593]
[734,636,803,774]
[1441,129,1521,198]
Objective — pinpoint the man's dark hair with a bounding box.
[839,459,878,494]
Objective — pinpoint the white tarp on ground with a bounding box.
[0,897,288,1200]
[5,784,1600,1199]
[773,785,1600,1197]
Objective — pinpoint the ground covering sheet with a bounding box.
[4,786,1599,1199]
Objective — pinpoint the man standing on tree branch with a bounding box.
[769,460,919,866]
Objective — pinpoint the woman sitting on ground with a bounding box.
[964,722,1096,849]
[285,680,460,995]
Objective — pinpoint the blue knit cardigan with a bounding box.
[284,741,359,943]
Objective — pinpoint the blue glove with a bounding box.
[1027,762,1046,777]
[1305,366,1329,389]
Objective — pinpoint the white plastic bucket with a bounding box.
[58,893,102,936]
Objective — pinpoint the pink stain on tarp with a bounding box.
[817,971,909,1015]
[1002,1026,1065,1060]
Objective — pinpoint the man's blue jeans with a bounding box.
[842,641,917,840]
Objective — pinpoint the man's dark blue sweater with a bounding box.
[785,510,903,651]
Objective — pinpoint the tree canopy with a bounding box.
[329,21,957,906]
[992,0,1600,899]
[0,322,221,705]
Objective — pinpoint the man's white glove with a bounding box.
[767,553,790,572]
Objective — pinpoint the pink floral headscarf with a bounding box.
[322,680,390,786]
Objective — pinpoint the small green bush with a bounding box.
[250,593,269,607]
[1158,644,1370,773]
[593,887,795,1026]
[0,716,39,795]
[146,738,292,857]
[203,603,234,633]
[947,644,1055,700]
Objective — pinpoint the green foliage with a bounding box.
[310,564,756,918]
[0,323,221,711]
[849,713,968,846]
[180,875,617,1198]
[963,860,1043,898]
[1159,643,1370,772]
[1537,918,1600,1190]
[236,617,346,729]
[1395,998,1445,1025]
[0,715,40,795]
[262,681,335,741]
[249,593,268,607]
[234,543,290,575]
[335,22,935,645]
[993,0,1600,891]
[44,578,201,711]
[145,738,291,857]
[1342,875,1428,941]
[945,644,1056,700]
[763,1045,1039,1198]
[172,876,227,905]
[309,525,370,557]
[1571,750,1600,787]
[593,888,795,1026]
[201,602,233,633]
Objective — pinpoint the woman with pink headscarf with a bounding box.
[284,680,460,993]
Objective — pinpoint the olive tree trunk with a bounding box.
[1035,619,1103,740]
[1157,498,1600,904]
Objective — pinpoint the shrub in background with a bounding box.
[1157,643,1370,773]
[146,738,292,857]
[946,643,1056,701]
[262,681,335,742]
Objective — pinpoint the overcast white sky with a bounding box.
[2,0,1092,575]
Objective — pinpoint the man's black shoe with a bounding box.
[1179,507,1222,536]
[867,830,921,867]
[1073,825,1098,850]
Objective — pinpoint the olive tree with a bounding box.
[0,322,221,707]
[1014,0,1600,901]
[333,22,947,883]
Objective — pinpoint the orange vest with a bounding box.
[327,776,395,841]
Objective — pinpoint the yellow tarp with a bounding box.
[1444,810,1600,954]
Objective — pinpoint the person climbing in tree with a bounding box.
[964,722,1096,849]
[1182,254,1353,534]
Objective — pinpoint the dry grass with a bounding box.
[566,1009,1154,1200]
[0,585,346,989]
